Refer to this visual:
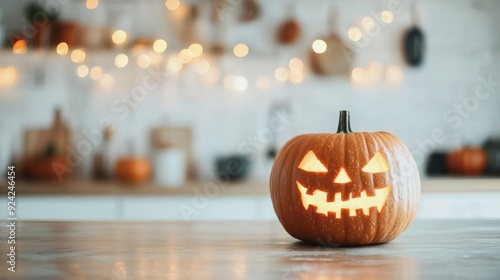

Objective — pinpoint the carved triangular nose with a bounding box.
[334,167,351,184]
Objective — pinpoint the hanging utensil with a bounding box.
[239,0,260,22]
[210,0,227,55]
[277,0,301,44]
[310,1,352,76]
[403,0,425,66]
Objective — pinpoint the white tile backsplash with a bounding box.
[0,0,500,180]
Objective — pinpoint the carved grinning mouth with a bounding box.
[297,181,391,218]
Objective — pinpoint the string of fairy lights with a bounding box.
[1,0,404,92]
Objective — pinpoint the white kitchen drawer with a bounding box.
[4,196,119,221]
[120,196,258,221]
[417,192,500,219]
[1,192,499,221]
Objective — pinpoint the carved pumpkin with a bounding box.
[446,147,487,176]
[270,111,420,246]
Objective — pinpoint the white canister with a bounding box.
[153,148,186,187]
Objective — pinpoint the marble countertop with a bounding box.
[2,177,500,196]
[1,220,499,279]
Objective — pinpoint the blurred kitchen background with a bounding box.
[0,0,499,221]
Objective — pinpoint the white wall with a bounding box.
[0,0,499,180]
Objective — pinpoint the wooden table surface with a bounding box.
[1,220,499,279]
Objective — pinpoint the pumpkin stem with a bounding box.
[337,110,352,133]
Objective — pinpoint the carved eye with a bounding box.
[299,151,328,173]
[362,152,390,173]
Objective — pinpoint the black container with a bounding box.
[215,155,250,182]
[426,152,448,176]
[484,138,500,175]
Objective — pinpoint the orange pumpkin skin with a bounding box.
[270,111,420,246]
[115,157,151,184]
[446,148,487,176]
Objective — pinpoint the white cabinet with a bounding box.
[2,196,119,221]
[416,192,500,219]
[120,196,259,221]
[2,192,500,221]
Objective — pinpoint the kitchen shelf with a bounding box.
[2,179,271,196]
[2,177,500,196]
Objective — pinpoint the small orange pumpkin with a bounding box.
[270,111,420,246]
[115,157,151,184]
[446,147,487,176]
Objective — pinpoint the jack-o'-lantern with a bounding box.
[270,111,420,246]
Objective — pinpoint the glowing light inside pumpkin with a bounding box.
[334,167,351,184]
[362,151,390,173]
[298,151,328,173]
[297,181,391,218]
